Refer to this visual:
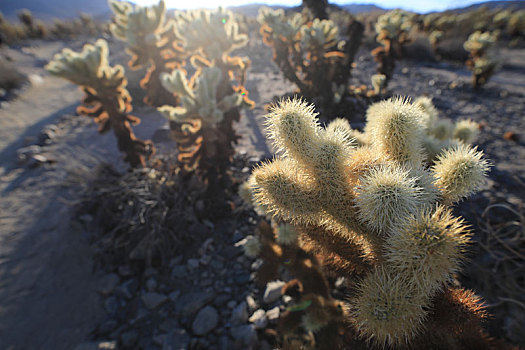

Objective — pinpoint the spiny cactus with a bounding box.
[157,8,254,190]
[244,97,493,348]
[108,0,184,106]
[46,39,154,167]
[258,7,363,116]
[464,31,499,88]
[173,7,248,63]
[372,10,415,89]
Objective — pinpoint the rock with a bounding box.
[162,329,190,350]
[74,341,117,350]
[187,258,200,269]
[246,295,257,312]
[227,300,237,309]
[17,145,41,162]
[98,273,120,295]
[266,306,280,323]
[192,306,219,335]
[97,319,118,334]
[146,278,157,291]
[249,309,268,329]
[119,279,138,300]
[169,255,183,267]
[233,272,251,285]
[28,154,49,168]
[118,265,132,277]
[263,281,285,304]
[171,265,186,279]
[176,291,215,316]
[104,296,119,315]
[230,301,248,325]
[120,330,138,347]
[169,290,181,302]
[218,336,230,350]
[142,292,168,310]
[144,267,158,278]
[230,324,258,347]
[213,294,230,308]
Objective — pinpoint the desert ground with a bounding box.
[0,31,524,349]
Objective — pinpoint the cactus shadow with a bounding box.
[0,181,105,349]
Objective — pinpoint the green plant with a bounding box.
[244,97,494,348]
[257,7,363,115]
[464,31,499,88]
[108,0,184,106]
[158,7,254,190]
[45,39,154,167]
[371,10,415,89]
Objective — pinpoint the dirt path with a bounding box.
[0,41,107,349]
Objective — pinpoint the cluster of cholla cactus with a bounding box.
[257,7,363,115]
[242,96,495,348]
[157,7,254,189]
[463,31,499,88]
[45,39,154,167]
[108,0,184,106]
[372,10,415,90]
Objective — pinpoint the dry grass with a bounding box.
[77,161,204,268]
[469,202,525,344]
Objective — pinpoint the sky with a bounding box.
[130,0,497,14]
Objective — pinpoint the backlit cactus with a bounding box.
[258,7,363,115]
[46,39,154,167]
[244,97,492,348]
[371,10,415,89]
[158,8,254,190]
[464,31,499,87]
[108,0,184,106]
[173,7,248,62]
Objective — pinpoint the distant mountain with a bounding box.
[339,4,385,14]
[0,0,110,20]
[227,3,290,17]
[449,0,525,13]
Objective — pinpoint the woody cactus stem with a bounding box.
[108,0,184,106]
[246,97,493,348]
[46,39,154,167]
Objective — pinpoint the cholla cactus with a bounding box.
[245,97,492,347]
[174,7,248,62]
[412,96,481,162]
[258,7,363,116]
[157,8,254,190]
[464,31,499,88]
[108,0,183,106]
[46,39,154,167]
[372,10,415,89]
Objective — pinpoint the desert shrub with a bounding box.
[158,7,254,192]
[464,31,499,88]
[45,39,154,167]
[371,9,415,89]
[0,56,28,93]
[242,97,499,349]
[257,7,364,115]
[108,0,184,107]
